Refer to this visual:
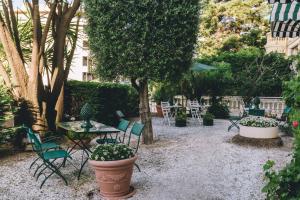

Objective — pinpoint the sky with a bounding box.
[13,0,26,8]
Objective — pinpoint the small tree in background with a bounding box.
[84,0,200,144]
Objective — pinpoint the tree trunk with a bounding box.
[55,83,64,124]
[139,81,154,144]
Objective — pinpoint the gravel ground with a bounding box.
[0,118,293,200]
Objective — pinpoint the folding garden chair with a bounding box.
[27,129,72,189]
[25,127,61,171]
[188,100,202,124]
[228,103,247,132]
[96,119,130,144]
[127,122,144,172]
[161,101,173,126]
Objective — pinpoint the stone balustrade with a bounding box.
[150,96,286,117]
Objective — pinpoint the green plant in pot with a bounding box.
[203,112,214,126]
[89,144,137,199]
[175,108,187,127]
[253,96,261,109]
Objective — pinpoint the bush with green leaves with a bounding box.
[0,85,13,123]
[64,81,139,126]
[203,112,214,126]
[90,144,134,161]
[207,99,229,119]
[262,77,300,199]
[175,108,187,127]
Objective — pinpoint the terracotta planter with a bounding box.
[89,155,137,199]
[156,105,163,117]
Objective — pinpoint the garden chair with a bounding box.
[27,129,72,189]
[116,110,125,120]
[127,122,144,172]
[228,103,247,132]
[161,101,173,126]
[25,127,61,171]
[188,100,202,124]
[96,119,130,144]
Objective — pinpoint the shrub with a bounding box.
[262,110,300,199]
[203,112,214,126]
[0,85,13,123]
[90,144,134,161]
[207,102,229,119]
[175,108,187,127]
[64,81,139,126]
[240,116,278,128]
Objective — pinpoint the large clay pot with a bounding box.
[89,155,137,199]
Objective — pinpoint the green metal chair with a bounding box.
[228,105,248,132]
[27,129,72,188]
[96,119,130,144]
[25,127,60,171]
[127,122,144,172]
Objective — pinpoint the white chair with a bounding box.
[187,100,202,125]
[161,101,173,126]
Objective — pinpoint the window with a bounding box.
[83,40,89,49]
[82,72,94,81]
[82,56,88,66]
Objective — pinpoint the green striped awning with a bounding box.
[269,1,300,37]
[269,0,300,4]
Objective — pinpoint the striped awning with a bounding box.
[270,1,300,37]
[269,0,300,4]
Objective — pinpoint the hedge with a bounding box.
[64,81,139,126]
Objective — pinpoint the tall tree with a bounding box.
[0,0,81,132]
[84,0,200,144]
[198,0,269,56]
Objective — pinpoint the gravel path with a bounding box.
[0,118,293,200]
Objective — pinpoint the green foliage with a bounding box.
[84,0,200,82]
[262,82,300,199]
[198,48,292,98]
[64,81,139,126]
[151,82,179,104]
[175,108,187,127]
[207,99,229,119]
[90,144,134,161]
[0,85,13,123]
[283,76,300,107]
[0,126,27,150]
[198,0,269,56]
[203,112,214,126]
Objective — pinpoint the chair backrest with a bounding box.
[127,122,145,153]
[27,129,42,153]
[116,110,125,119]
[161,101,170,108]
[117,119,130,132]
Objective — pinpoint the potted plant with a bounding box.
[175,108,187,127]
[89,144,137,199]
[239,116,279,139]
[203,112,214,126]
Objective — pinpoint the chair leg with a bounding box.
[29,157,40,171]
[33,162,46,177]
[134,163,141,172]
[36,159,57,180]
[40,159,68,189]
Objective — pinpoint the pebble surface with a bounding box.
[0,118,293,200]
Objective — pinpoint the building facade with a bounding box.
[265,32,300,56]
[67,18,95,81]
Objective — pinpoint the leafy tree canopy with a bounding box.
[198,0,269,56]
[84,0,200,82]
